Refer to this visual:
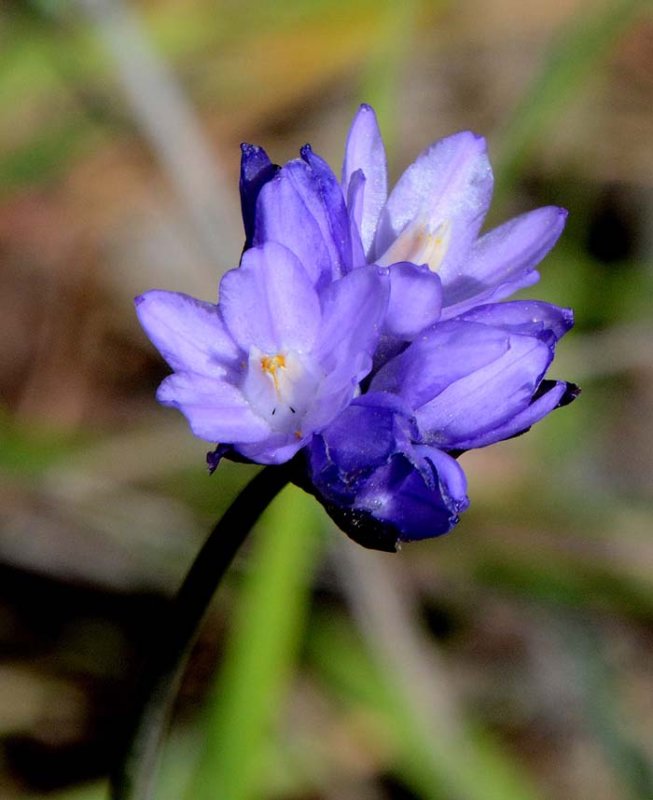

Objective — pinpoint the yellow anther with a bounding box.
[260,353,287,394]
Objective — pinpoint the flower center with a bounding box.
[377,219,451,272]
[243,347,321,435]
[260,353,287,393]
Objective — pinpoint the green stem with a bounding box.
[110,463,293,800]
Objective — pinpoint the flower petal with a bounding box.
[415,446,469,517]
[219,242,321,354]
[299,266,390,433]
[384,262,442,339]
[156,372,270,443]
[301,144,365,270]
[236,433,308,465]
[253,160,339,286]
[135,290,240,375]
[314,264,389,373]
[372,132,493,276]
[450,380,580,450]
[371,320,510,411]
[416,333,554,447]
[341,103,388,256]
[441,206,567,315]
[455,300,574,346]
[355,455,464,542]
[240,143,279,249]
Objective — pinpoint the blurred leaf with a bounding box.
[558,616,653,800]
[310,614,543,800]
[493,0,646,202]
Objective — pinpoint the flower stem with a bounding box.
[110,463,293,800]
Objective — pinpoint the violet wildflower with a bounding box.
[136,242,388,464]
[137,104,578,547]
[308,301,578,549]
[120,107,580,800]
[341,104,568,319]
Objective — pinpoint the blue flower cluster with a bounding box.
[136,105,578,550]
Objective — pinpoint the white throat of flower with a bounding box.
[377,218,451,272]
[243,346,320,437]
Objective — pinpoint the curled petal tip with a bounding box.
[560,382,581,406]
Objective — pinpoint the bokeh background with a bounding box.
[1,0,653,798]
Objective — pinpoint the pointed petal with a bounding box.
[240,143,279,248]
[135,290,240,375]
[441,206,567,314]
[341,104,388,256]
[456,300,574,346]
[450,380,580,450]
[384,262,442,339]
[252,161,336,286]
[371,320,510,411]
[373,132,493,276]
[156,372,270,443]
[315,264,389,373]
[219,242,321,354]
[415,447,469,516]
[301,144,364,271]
[302,266,390,432]
[344,168,367,267]
[416,333,554,447]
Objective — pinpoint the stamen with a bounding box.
[378,219,451,272]
[260,353,287,394]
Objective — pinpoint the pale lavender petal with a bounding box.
[345,168,367,267]
[450,380,580,450]
[135,290,240,375]
[253,161,338,286]
[416,334,553,447]
[341,104,388,256]
[441,206,567,313]
[384,262,442,339]
[219,242,321,354]
[455,300,574,346]
[371,320,510,410]
[237,433,309,465]
[372,132,493,276]
[156,372,270,442]
[301,266,390,432]
[301,145,363,270]
[314,264,389,373]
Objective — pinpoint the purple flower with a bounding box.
[137,104,578,550]
[136,242,388,464]
[306,392,470,550]
[341,104,568,319]
[307,300,577,548]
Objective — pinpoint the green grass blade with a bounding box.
[188,485,323,800]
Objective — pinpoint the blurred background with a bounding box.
[1,0,653,798]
